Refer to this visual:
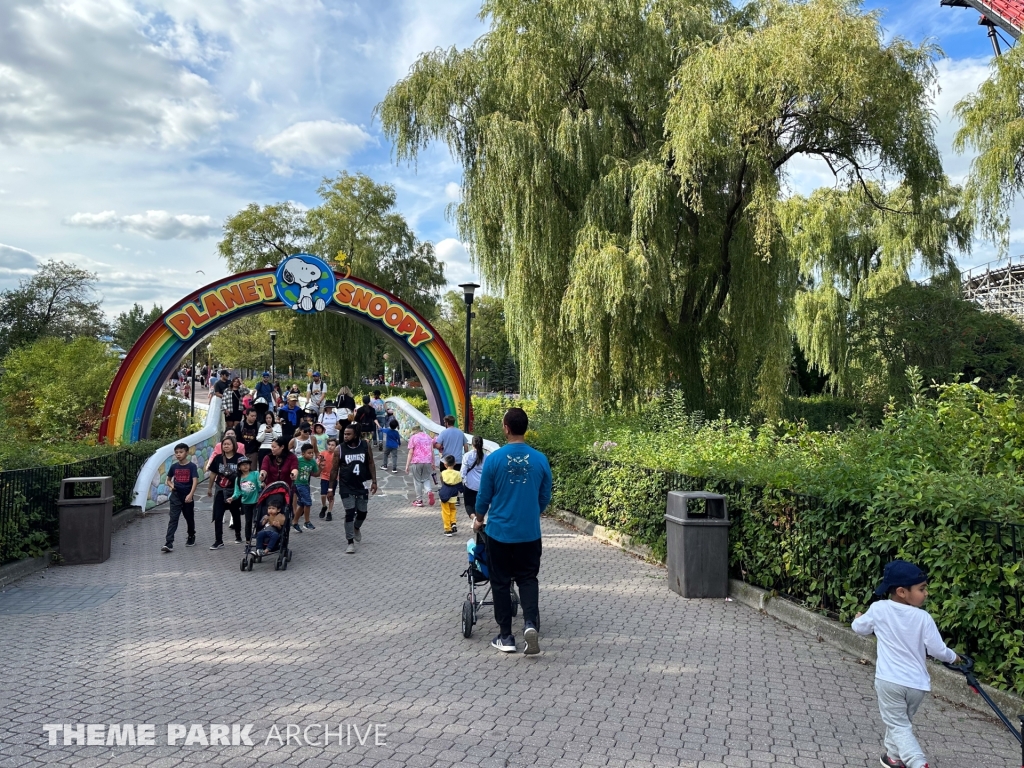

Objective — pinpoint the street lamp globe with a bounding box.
[458,282,480,305]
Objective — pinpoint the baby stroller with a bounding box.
[240,481,294,572]
[461,531,519,638]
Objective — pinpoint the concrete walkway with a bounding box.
[0,450,1018,767]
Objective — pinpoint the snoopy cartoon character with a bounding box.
[281,256,327,312]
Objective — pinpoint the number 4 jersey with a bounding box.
[332,440,370,495]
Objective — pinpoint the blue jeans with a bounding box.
[294,483,312,507]
[256,528,281,552]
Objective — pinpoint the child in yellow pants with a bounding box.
[439,455,463,536]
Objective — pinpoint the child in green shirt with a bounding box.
[230,456,262,544]
[293,439,320,533]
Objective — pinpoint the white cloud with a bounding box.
[435,237,479,286]
[255,120,373,174]
[0,0,231,148]
[0,242,39,290]
[64,210,221,240]
[0,242,38,270]
[933,57,993,183]
[445,182,461,200]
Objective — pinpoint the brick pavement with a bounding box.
[0,448,1018,767]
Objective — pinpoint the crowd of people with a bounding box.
[158,367,982,765]
[159,367,554,655]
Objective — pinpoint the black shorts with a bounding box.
[226,411,243,422]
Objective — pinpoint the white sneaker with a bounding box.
[523,626,540,655]
[345,543,356,554]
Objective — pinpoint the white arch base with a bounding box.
[132,396,224,509]
[384,396,500,454]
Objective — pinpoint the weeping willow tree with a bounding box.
[218,172,446,383]
[783,180,972,395]
[954,43,1024,253]
[377,0,945,414]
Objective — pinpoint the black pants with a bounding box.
[487,536,541,637]
[463,488,478,517]
[212,490,240,545]
[238,503,256,541]
[165,490,195,547]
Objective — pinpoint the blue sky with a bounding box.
[0,0,1016,317]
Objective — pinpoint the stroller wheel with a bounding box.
[461,600,473,638]
[287,549,292,562]
[247,557,254,571]
[281,555,288,571]
[274,559,281,571]
[239,558,247,572]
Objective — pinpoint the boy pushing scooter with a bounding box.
[852,560,959,768]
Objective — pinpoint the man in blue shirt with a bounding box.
[254,372,274,419]
[434,414,467,469]
[472,407,552,655]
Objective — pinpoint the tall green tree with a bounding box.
[208,311,309,379]
[0,337,119,439]
[434,291,518,392]
[0,260,107,356]
[954,44,1024,253]
[218,172,446,383]
[378,0,945,414]
[783,180,972,395]
[112,303,163,351]
[849,282,1024,402]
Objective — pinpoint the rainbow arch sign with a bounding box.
[101,255,467,444]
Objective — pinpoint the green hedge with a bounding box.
[546,450,1023,694]
[528,383,1024,695]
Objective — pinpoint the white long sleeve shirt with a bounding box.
[851,599,957,690]
[460,449,487,491]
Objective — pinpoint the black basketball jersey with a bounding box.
[337,439,370,493]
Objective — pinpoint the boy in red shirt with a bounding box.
[318,437,338,521]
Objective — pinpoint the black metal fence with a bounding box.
[0,448,149,564]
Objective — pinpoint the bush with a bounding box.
[529,383,1024,694]
[782,395,883,430]
[150,394,201,440]
[0,337,119,439]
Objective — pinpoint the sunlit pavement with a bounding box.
[0,447,1017,767]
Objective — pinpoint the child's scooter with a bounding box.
[942,654,1022,766]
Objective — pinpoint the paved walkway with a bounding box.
[0,449,1018,767]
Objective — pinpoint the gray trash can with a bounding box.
[665,491,730,598]
[57,477,114,565]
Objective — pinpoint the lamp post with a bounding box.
[190,348,196,420]
[268,329,278,387]
[206,342,212,390]
[458,282,479,432]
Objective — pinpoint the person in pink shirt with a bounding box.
[404,423,436,507]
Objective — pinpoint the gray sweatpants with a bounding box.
[382,446,399,471]
[409,463,434,501]
[875,679,927,768]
